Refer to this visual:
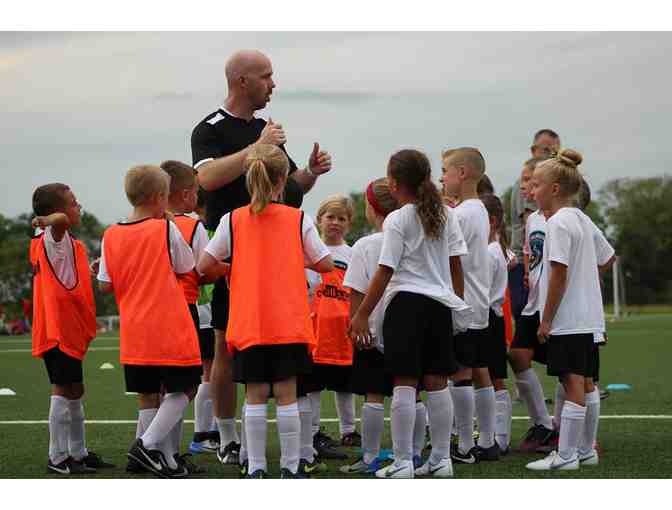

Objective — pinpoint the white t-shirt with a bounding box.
[37,226,77,289]
[205,211,330,267]
[488,241,508,317]
[306,243,352,298]
[343,233,386,351]
[189,219,209,275]
[97,220,195,283]
[538,208,615,336]
[455,199,491,329]
[522,210,546,316]
[378,204,472,333]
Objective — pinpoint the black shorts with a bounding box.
[297,362,353,395]
[488,310,508,381]
[210,280,230,331]
[547,333,595,378]
[511,312,547,365]
[351,348,393,397]
[454,327,490,369]
[590,344,600,382]
[233,343,312,385]
[198,328,215,361]
[43,347,83,385]
[124,364,202,394]
[383,292,457,379]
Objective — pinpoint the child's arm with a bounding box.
[32,213,70,242]
[306,254,333,273]
[199,262,230,283]
[348,290,369,350]
[196,252,219,276]
[349,265,393,343]
[538,261,568,343]
[449,255,464,299]
[598,255,616,275]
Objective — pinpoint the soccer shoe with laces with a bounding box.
[415,457,454,478]
[314,432,347,460]
[315,429,339,448]
[127,438,171,478]
[474,443,500,462]
[47,457,96,475]
[536,428,560,454]
[217,441,241,465]
[375,459,414,479]
[341,431,362,447]
[81,451,115,469]
[339,457,383,474]
[450,444,479,464]
[175,453,205,474]
[189,439,219,454]
[300,457,328,476]
[519,424,554,453]
[578,449,599,466]
[125,458,148,474]
[526,450,579,471]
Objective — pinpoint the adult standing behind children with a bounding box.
[190,49,333,465]
[510,129,561,319]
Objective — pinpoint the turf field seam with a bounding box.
[1,415,670,425]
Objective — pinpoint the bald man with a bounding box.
[190,50,332,470]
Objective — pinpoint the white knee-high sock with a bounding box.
[579,389,600,455]
[298,397,314,462]
[216,417,239,447]
[240,401,248,462]
[309,392,321,436]
[245,404,268,474]
[558,401,586,460]
[391,386,416,464]
[336,392,356,436]
[48,395,70,465]
[277,403,300,474]
[495,389,512,449]
[194,383,212,434]
[553,382,566,430]
[450,384,475,453]
[475,386,496,449]
[67,399,88,461]
[137,408,157,438]
[413,401,427,457]
[515,369,553,429]
[141,392,189,450]
[426,387,453,464]
[362,402,385,464]
[171,418,184,454]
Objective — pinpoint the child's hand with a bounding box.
[32,216,48,229]
[537,320,551,344]
[215,262,230,279]
[90,258,101,276]
[348,312,372,348]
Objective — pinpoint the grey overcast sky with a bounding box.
[1,31,671,224]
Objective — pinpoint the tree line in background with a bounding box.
[1,176,670,321]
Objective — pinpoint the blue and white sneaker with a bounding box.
[413,455,423,469]
[189,439,219,454]
[526,451,579,471]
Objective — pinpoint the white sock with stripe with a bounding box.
[450,384,475,453]
[515,369,553,429]
[413,401,427,458]
[558,401,586,460]
[194,383,212,434]
[426,387,453,464]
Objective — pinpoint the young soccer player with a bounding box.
[480,193,513,454]
[340,178,427,473]
[526,149,614,471]
[303,195,361,453]
[197,144,333,478]
[440,148,497,463]
[98,165,202,478]
[350,149,471,478]
[509,157,558,453]
[30,183,114,475]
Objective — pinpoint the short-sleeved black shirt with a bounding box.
[191,108,304,230]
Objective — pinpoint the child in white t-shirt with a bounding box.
[350,149,470,478]
[526,149,615,471]
[440,147,496,463]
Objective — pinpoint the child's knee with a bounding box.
[69,383,85,400]
[422,375,448,392]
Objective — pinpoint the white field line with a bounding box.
[0,346,120,353]
[0,415,670,425]
[0,337,120,345]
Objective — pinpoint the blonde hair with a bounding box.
[316,194,354,224]
[160,160,196,195]
[388,149,446,240]
[244,144,289,214]
[442,147,486,178]
[125,165,170,207]
[536,148,584,198]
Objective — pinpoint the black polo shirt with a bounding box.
[191,108,304,230]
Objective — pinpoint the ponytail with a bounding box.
[244,144,289,215]
[416,178,447,240]
[480,193,510,262]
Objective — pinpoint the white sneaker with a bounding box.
[526,451,579,471]
[375,460,414,479]
[415,457,454,478]
[578,449,599,466]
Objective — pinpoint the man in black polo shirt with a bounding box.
[191,49,332,467]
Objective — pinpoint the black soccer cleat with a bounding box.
[175,453,205,475]
[82,451,115,469]
[217,441,241,465]
[245,469,268,479]
[341,431,362,447]
[450,444,479,464]
[314,431,347,460]
[280,467,307,479]
[127,438,171,478]
[474,443,500,462]
[126,457,148,474]
[47,457,96,475]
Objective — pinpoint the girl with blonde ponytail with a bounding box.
[349,149,470,478]
[526,148,615,471]
[197,143,334,478]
